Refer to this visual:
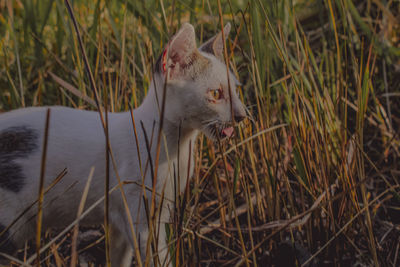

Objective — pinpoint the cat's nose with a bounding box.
[234,114,246,123]
[232,98,246,123]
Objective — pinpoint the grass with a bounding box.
[1,0,400,266]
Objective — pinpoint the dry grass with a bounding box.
[1,0,400,266]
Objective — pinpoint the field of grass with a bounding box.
[1,0,400,266]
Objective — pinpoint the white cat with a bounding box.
[0,23,246,266]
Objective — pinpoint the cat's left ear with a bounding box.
[161,23,209,81]
[199,23,231,62]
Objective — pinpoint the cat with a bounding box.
[0,22,246,266]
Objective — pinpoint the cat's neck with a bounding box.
[136,74,199,162]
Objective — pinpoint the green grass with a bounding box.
[1,0,400,266]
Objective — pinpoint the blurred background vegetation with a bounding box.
[1,0,400,266]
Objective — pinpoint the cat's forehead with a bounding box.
[199,52,238,88]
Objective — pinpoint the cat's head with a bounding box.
[154,23,246,140]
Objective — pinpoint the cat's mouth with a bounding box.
[203,122,235,140]
[221,127,234,138]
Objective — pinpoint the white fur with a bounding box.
[0,23,245,266]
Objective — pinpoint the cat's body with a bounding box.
[0,23,246,266]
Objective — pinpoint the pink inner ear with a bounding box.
[162,49,167,73]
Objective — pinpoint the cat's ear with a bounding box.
[199,23,231,62]
[159,23,208,81]
[168,23,197,63]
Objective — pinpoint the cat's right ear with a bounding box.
[158,23,208,81]
[199,23,231,62]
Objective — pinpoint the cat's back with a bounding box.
[0,106,102,131]
[0,106,132,180]
[0,106,47,128]
[0,106,111,150]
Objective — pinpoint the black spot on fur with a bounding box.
[0,223,16,254]
[0,161,26,193]
[0,126,38,192]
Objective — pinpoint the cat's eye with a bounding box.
[210,88,223,100]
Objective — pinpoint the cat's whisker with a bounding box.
[202,119,218,126]
[244,105,256,125]
[202,120,219,131]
